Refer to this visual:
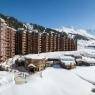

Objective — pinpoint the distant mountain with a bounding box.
[0,13,68,36]
[87,29,95,36]
[0,13,94,41]
[0,13,26,30]
[56,27,95,40]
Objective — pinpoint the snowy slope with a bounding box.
[77,39,95,50]
[15,68,93,95]
[57,27,95,39]
[71,66,95,84]
[1,68,94,95]
[0,71,15,95]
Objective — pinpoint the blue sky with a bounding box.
[0,0,95,29]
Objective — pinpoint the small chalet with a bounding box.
[25,55,47,72]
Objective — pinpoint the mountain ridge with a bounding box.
[56,27,95,40]
[0,13,94,40]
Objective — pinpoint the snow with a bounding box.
[14,68,92,95]
[0,18,7,26]
[71,66,95,84]
[26,23,33,31]
[60,55,74,60]
[0,68,95,95]
[28,64,36,68]
[0,55,21,69]
[0,18,5,23]
[25,51,79,60]
[82,56,95,64]
[25,54,46,59]
[78,39,95,50]
[60,56,76,65]
[0,72,14,85]
[0,71,15,95]
[6,26,16,31]
[56,27,95,39]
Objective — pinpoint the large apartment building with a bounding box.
[0,18,16,62]
[6,27,16,58]
[15,30,42,54]
[56,33,61,51]
[0,18,7,62]
[0,18,77,63]
[15,29,77,55]
[15,29,30,55]
[15,30,22,55]
[41,32,49,53]
[31,31,41,54]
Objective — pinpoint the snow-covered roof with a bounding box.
[7,26,16,31]
[60,55,74,60]
[0,18,5,23]
[28,64,36,68]
[25,54,46,59]
[18,28,25,31]
[82,56,95,63]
